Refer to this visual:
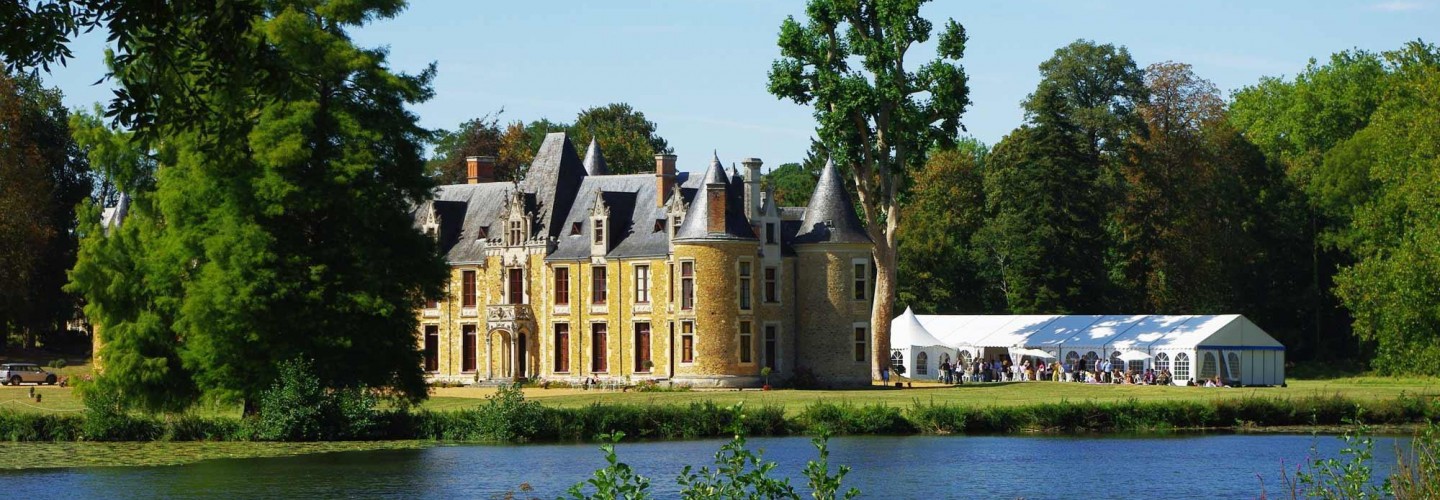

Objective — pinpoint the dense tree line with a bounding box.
[896,39,1439,375]
[428,103,671,183]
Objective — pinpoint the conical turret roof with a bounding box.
[675,153,757,242]
[582,137,608,176]
[793,158,870,245]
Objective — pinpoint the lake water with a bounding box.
[0,434,1408,498]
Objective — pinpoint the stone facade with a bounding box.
[416,133,873,387]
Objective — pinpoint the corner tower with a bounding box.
[793,158,873,387]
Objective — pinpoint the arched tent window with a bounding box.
[1174,353,1191,381]
[1200,352,1218,380]
[1109,351,1123,369]
[1065,351,1080,368]
[1227,352,1242,381]
[916,352,929,375]
[958,350,972,366]
[890,350,905,375]
[1154,352,1170,373]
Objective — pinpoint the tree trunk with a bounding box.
[243,398,259,417]
[870,241,897,381]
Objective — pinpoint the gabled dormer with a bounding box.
[588,189,610,257]
[499,187,531,247]
[421,203,441,241]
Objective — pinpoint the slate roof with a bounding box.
[674,154,758,242]
[582,137,608,176]
[547,173,701,260]
[418,134,868,264]
[793,158,870,245]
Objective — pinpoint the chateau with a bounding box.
[415,133,873,387]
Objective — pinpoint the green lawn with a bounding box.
[420,376,1440,415]
[5,374,1435,417]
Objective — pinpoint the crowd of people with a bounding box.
[935,356,1179,386]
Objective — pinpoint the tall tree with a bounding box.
[898,139,995,314]
[65,0,447,412]
[0,71,91,349]
[769,0,971,379]
[567,103,671,175]
[976,40,1146,313]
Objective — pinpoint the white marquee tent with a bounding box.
[889,308,958,380]
[897,313,1285,386]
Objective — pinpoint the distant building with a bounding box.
[415,133,873,387]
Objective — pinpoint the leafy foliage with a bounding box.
[769,0,972,378]
[254,358,379,442]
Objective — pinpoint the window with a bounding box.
[1227,352,1242,381]
[1128,360,1144,373]
[634,322,651,372]
[668,263,675,303]
[554,324,570,372]
[424,325,439,372]
[591,323,608,372]
[425,297,438,309]
[763,324,778,370]
[681,321,695,363]
[570,222,582,236]
[738,261,752,310]
[507,268,524,305]
[763,267,778,303]
[654,219,665,232]
[554,267,570,305]
[477,226,489,240]
[1110,352,1123,371]
[680,261,695,310]
[1154,352,1170,374]
[853,325,868,363]
[1065,351,1080,369]
[852,260,869,301]
[593,219,605,244]
[1200,352,1218,380]
[634,265,650,303]
[1174,353,1191,381]
[890,350,904,373]
[591,266,607,305]
[461,270,477,307]
[917,352,929,375]
[462,325,477,372]
[765,223,776,244]
[738,321,753,364]
[508,220,522,245]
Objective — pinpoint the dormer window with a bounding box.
[765,223,776,244]
[654,219,665,232]
[476,227,489,240]
[571,222,582,236]
[593,220,604,244]
[508,220,523,246]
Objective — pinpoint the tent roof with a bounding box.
[905,313,1283,353]
[890,308,952,349]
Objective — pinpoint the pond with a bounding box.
[0,434,1407,498]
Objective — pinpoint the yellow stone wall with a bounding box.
[794,244,873,386]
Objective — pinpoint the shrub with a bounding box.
[80,384,162,441]
[253,358,379,441]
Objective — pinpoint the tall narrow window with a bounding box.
[738,321,752,363]
[853,260,868,301]
[554,324,570,372]
[764,324,778,370]
[1175,353,1191,381]
[508,220,522,246]
[738,262,752,310]
[634,322,651,372]
[507,268,524,304]
[680,261,695,310]
[425,297,438,309]
[424,325,439,372]
[554,267,570,305]
[591,323,608,372]
[462,270,477,307]
[591,266,607,304]
[593,220,605,244]
[668,263,675,302]
[853,325,867,362]
[681,321,695,363]
[763,267,777,303]
[634,265,650,303]
[765,223,776,244]
[462,325,477,372]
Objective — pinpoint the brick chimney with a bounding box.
[655,154,677,207]
[466,155,496,184]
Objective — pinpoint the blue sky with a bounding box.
[40,0,1438,174]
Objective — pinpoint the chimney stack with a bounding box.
[655,154,677,207]
[466,155,496,184]
[742,158,762,219]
